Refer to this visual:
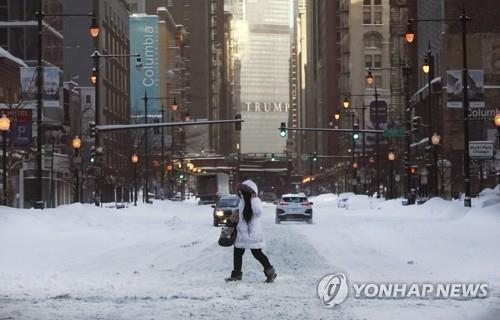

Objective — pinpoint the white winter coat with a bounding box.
[234,181,265,249]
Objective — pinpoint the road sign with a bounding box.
[469,141,494,159]
[2,109,33,146]
[370,100,388,124]
[383,129,404,138]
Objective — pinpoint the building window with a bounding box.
[85,95,91,104]
[365,54,381,68]
[363,32,382,48]
[363,0,383,25]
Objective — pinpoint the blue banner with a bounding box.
[130,14,160,121]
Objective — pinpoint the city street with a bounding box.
[1,192,500,319]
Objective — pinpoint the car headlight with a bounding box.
[215,210,224,217]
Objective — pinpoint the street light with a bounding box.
[35,10,97,209]
[406,10,472,207]
[422,57,430,74]
[366,71,374,86]
[388,151,396,199]
[334,112,340,121]
[131,153,139,206]
[431,133,441,197]
[343,97,350,109]
[171,97,178,111]
[366,68,381,198]
[72,136,82,203]
[0,114,10,206]
[90,50,142,206]
[405,23,415,43]
[89,15,100,39]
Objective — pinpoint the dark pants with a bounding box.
[233,247,272,272]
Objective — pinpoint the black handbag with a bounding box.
[218,220,237,247]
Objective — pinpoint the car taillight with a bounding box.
[301,202,310,206]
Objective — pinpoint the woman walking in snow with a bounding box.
[226,180,277,283]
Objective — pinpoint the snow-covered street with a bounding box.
[1,191,500,319]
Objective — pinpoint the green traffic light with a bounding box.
[353,133,360,140]
[90,157,95,163]
[280,130,286,137]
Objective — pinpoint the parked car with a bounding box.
[337,192,355,209]
[212,195,240,226]
[275,193,313,224]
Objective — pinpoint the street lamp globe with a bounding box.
[184,112,192,121]
[431,133,441,145]
[89,16,100,39]
[366,71,374,86]
[343,97,350,109]
[495,113,500,127]
[352,162,358,169]
[405,23,415,43]
[388,151,396,161]
[369,157,375,164]
[171,97,178,111]
[72,136,82,150]
[0,114,10,132]
[131,154,139,164]
[422,60,430,74]
[334,112,340,121]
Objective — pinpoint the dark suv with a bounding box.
[212,195,240,226]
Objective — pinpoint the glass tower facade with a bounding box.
[235,0,291,154]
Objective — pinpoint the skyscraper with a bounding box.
[234,0,291,154]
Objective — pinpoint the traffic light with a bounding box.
[312,152,318,162]
[89,121,96,138]
[411,116,421,133]
[353,122,360,140]
[280,122,286,137]
[90,146,96,164]
[235,113,242,131]
[271,153,276,161]
[409,165,418,175]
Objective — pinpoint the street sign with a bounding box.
[370,100,388,124]
[383,129,404,138]
[469,141,495,159]
[1,109,33,146]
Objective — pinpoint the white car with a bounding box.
[275,193,313,224]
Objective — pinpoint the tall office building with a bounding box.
[235,0,291,154]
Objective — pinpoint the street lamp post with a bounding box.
[406,8,471,207]
[131,154,139,206]
[366,71,381,197]
[0,114,10,206]
[72,136,82,203]
[388,151,396,199]
[90,50,141,206]
[34,11,98,209]
[431,133,441,196]
[422,44,436,197]
[494,113,500,188]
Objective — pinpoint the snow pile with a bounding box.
[1,191,500,319]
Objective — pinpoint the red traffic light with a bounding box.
[409,166,417,174]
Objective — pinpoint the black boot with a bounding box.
[264,266,277,283]
[225,270,242,282]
